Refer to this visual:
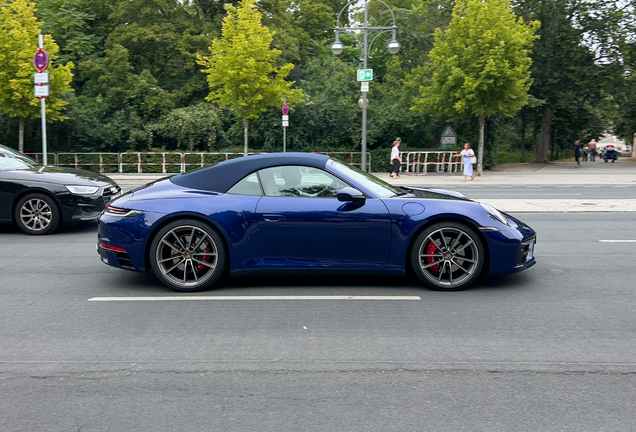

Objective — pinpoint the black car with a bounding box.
[0,144,121,235]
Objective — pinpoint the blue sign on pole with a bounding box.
[33,48,49,72]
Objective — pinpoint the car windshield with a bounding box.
[330,159,401,198]
[0,146,41,171]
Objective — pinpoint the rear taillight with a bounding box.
[106,205,128,215]
[105,205,142,218]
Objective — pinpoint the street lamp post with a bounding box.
[331,0,400,171]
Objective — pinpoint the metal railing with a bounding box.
[20,151,371,173]
[56,153,119,173]
[119,152,184,174]
[401,151,462,175]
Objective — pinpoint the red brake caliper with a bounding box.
[426,242,439,272]
[198,247,210,271]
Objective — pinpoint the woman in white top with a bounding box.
[452,142,475,182]
[390,137,402,178]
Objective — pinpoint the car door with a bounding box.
[255,165,392,264]
[0,172,20,222]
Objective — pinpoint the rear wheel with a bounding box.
[14,193,60,235]
[150,219,226,292]
[411,222,484,291]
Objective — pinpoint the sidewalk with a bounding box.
[381,159,636,187]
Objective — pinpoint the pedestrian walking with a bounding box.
[588,139,597,162]
[574,140,581,167]
[583,144,589,162]
[390,137,402,178]
[452,142,475,181]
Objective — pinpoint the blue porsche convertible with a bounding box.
[98,153,536,292]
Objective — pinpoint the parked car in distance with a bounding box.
[0,144,121,235]
[98,153,537,292]
[601,144,620,163]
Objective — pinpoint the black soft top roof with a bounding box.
[170,153,331,193]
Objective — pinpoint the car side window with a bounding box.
[226,172,262,196]
[258,166,348,198]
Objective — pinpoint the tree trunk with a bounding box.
[477,114,485,176]
[520,109,526,163]
[19,117,25,153]
[536,106,554,164]
[243,110,249,156]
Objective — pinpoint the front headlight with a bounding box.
[480,203,510,226]
[66,185,100,195]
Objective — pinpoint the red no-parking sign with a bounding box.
[33,48,49,72]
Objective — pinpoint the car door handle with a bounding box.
[263,214,286,222]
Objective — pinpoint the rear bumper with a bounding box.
[97,241,136,270]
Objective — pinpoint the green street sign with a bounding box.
[357,69,373,81]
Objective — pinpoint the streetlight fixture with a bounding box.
[332,0,400,171]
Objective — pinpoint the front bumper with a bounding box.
[482,212,537,276]
[58,185,121,223]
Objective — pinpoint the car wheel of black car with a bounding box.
[411,221,484,291]
[14,193,60,235]
[150,219,226,292]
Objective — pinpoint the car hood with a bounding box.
[3,166,117,187]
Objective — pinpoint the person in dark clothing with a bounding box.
[574,140,581,167]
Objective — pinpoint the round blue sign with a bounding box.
[33,48,49,72]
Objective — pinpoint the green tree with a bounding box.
[413,0,538,174]
[513,0,630,162]
[0,0,74,152]
[37,0,104,65]
[197,0,303,154]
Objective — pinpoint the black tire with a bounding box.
[14,193,60,235]
[149,219,226,292]
[410,221,484,291]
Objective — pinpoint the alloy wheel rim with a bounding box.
[418,227,479,288]
[156,225,219,288]
[20,199,52,231]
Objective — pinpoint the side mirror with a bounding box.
[337,187,366,203]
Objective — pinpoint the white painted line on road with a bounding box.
[470,193,583,196]
[598,240,636,243]
[88,295,422,302]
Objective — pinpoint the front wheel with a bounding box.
[14,193,60,235]
[411,222,484,291]
[150,219,226,292]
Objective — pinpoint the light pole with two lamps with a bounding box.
[331,0,400,171]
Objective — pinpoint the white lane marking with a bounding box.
[470,193,583,196]
[598,240,636,243]
[88,296,422,302]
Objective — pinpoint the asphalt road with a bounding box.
[1,214,635,431]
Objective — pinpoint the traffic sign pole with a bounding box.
[37,35,48,166]
[282,100,288,152]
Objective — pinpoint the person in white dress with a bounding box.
[452,142,475,182]
[390,137,402,178]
